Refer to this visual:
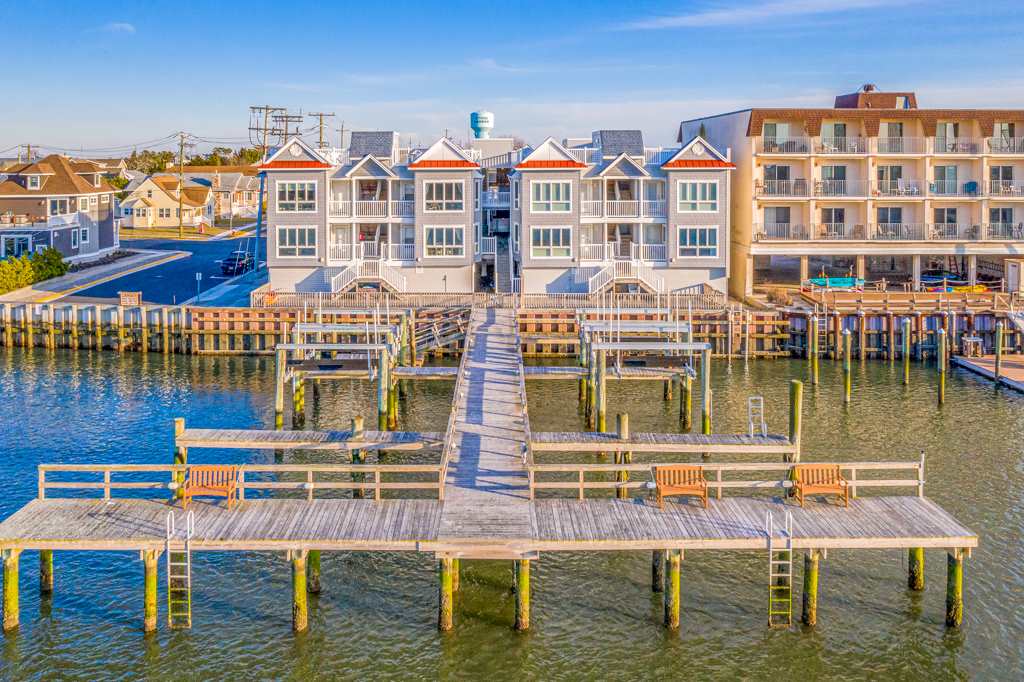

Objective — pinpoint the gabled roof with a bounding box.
[661,136,734,169]
[590,152,649,178]
[349,131,397,159]
[408,137,479,169]
[0,154,115,196]
[514,137,586,170]
[594,130,644,157]
[339,154,397,178]
[259,136,330,170]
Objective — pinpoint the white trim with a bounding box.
[274,179,318,213]
[516,136,581,166]
[275,225,318,258]
[262,136,330,166]
[666,135,731,165]
[676,180,719,213]
[677,224,720,258]
[343,154,397,179]
[596,153,650,177]
[529,224,573,259]
[71,228,79,249]
[27,176,40,190]
[79,226,90,244]
[529,180,573,213]
[422,180,466,213]
[423,224,466,258]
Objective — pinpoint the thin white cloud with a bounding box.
[95,22,136,34]
[619,0,905,30]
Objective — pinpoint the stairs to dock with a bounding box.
[495,236,513,294]
[166,510,194,629]
[414,306,471,358]
[766,511,794,628]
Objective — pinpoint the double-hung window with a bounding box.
[80,227,90,244]
[71,229,79,248]
[424,182,464,212]
[49,198,70,215]
[27,176,40,190]
[530,182,571,212]
[530,226,572,258]
[678,225,718,258]
[677,181,718,212]
[276,182,317,212]
[424,225,465,257]
[512,180,520,209]
[277,226,317,257]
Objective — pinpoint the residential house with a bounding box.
[681,85,1024,298]
[0,154,119,260]
[120,176,213,229]
[179,165,261,218]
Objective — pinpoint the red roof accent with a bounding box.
[515,160,586,169]
[258,160,330,169]
[408,159,479,169]
[661,159,735,169]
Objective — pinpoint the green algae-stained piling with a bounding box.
[809,315,820,385]
[664,549,681,629]
[651,550,665,593]
[143,549,158,633]
[937,329,947,406]
[173,418,187,499]
[616,413,630,500]
[40,549,53,594]
[789,380,803,463]
[946,549,965,627]
[908,547,925,591]
[902,318,912,385]
[515,559,530,631]
[597,349,607,433]
[801,549,820,626]
[291,550,308,632]
[274,348,287,429]
[307,550,321,594]
[438,558,454,632]
[995,322,1004,382]
[3,549,20,632]
[680,373,693,432]
[842,329,852,404]
[701,348,712,436]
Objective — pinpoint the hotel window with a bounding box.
[877,206,903,225]
[424,225,465,257]
[934,208,958,224]
[80,227,90,244]
[990,207,1013,225]
[530,226,572,258]
[677,226,718,258]
[677,181,718,212]
[276,182,317,212]
[49,198,70,215]
[530,182,571,212]
[424,182,464,212]
[147,190,153,198]
[27,176,40,190]
[276,226,317,257]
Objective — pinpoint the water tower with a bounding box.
[470,111,494,139]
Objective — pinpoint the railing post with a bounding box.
[788,380,803,463]
[173,417,187,499]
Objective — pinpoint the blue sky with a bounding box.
[2,0,1023,155]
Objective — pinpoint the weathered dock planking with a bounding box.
[177,428,443,452]
[530,431,796,454]
[952,354,1024,392]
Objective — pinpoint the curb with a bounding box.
[36,251,190,303]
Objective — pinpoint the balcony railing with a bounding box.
[986,222,1024,240]
[988,180,1024,197]
[642,200,666,217]
[873,179,924,197]
[391,200,414,217]
[816,137,866,154]
[355,200,388,218]
[877,137,928,154]
[328,200,352,218]
[874,223,926,240]
[927,223,973,240]
[330,242,415,262]
[481,189,510,208]
[566,147,598,164]
[757,179,809,197]
[632,243,668,262]
[606,200,640,218]
[478,236,497,256]
[813,179,869,197]
[987,137,1024,154]
[389,243,415,261]
[580,243,611,261]
[930,180,980,197]
[581,200,603,218]
[933,137,981,154]
[758,137,810,154]
[814,223,861,240]
[329,243,356,261]
[753,222,809,241]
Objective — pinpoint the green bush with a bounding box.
[30,247,68,281]
[0,247,69,294]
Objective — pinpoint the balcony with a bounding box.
[578,242,668,261]
[757,179,809,197]
[988,181,1024,197]
[328,241,415,262]
[354,200,388,218]
[481,189,510,208]
[632,243,668,262]
[606,200,640,218]
[873,179,924,197]
[757,137,810,154]
[933,137,981,154]
[930,181,981,197]
[986,222,1024,240]
[813,223,862,240]
[873,223,926,240]
[877,137,928,155]
[389,243,415,260]
[753,223,809,241]
[987,137,1024,154]
[477,236,497,257]
[566,147,598,164]
[816,137,867,154]
[642,200,666,217]
[581,200,602,218]
[391,200,414,217]
[328,200,352,218]
[579,200,667,218]
[927,223,975,240]
[813,179,869,197]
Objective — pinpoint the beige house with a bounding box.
[120,176,213,229]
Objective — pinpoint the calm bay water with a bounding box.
[0,348,1022,680]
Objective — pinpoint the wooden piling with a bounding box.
[801,549,820,626]
[388,375,398,430]
[616,413,630,499]
[69,304,79,349]
[789,380,803,463]
[663,548,681,629]
[514,559,530,631]
[291,550,308,632]
[3,549,20,632]
[597,349,607,433]
[937,329,946,406]
[173,418,187,499]
[585,347,596,428]
[307,550,321,594]
[143,549,158,633]
[293,375,306,428]
[902,318,911,385]
[663,378,673,401]
[116,305,126,352]
[161,308,170,354]
[44,305,55,349]
[700,348,711,436]
[842,329,852,404]
[377,349,389,431]
[651,550,665,593]
[93,305,103,350]
[451,558,460,592]
[887,313,896,362]
[24,304,34,348]
[438,558,454,631]
[39,549,53,594]
[139,306,149,352]
[995,322,1004,382]
[680,373,692,432]
[945,549,964,628]
[908,548,925,591]
[809,315,819,385]
[274,348,287,429]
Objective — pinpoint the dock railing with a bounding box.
[436,307,477,496]
[37,463,445,501]
[527,458,925,500]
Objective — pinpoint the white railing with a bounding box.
[566,147,598,164]
[330,266,357,293]
[511,277,521,294]
[754,223,809,240]
[644,148,673,165]
[816,137,866,154]
[877,137,927,154]
[361,241,382,259]
[631,243,667,262]
[606,200,639,218]
[758,136,810,154]
[873,223,926,240]
[47,214,79,227]
[987,137,1024,154]
[360,260,407,291]
[391,200,414,217]
[389,243,415,261]
[479,236,497,256]
[579,243,611,261]
[757,179,809,197]
[642,200,666,217]
[930,180,980,197]
[328,200,352,217]
[355,200,388,218]
[329,243,356,261]
[986,223,1024,240]
[634,261,666,293]
[927,223,972,240]
[587,265,614,293]
[813,179,869,197]
[988,181,1024,197]
[933,137,981,154]
[873,179,923,196]
[593,260,666,294]
[813,223,857,240]
[581,200,603,217]
[482,189,510,208]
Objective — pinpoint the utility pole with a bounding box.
[273,112,305,145]
[338,121,346,149]
[249,105,285,160]
[177,132,188,240]
[308,112,335,148]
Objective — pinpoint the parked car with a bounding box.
[221,251,254,276]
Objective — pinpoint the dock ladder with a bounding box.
[747,396,766,437]
[165,510,195,629]
[765,510,794,627]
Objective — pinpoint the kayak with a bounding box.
[805,276,865,289]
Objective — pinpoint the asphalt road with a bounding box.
[75,237,262,304]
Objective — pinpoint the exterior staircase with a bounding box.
[495,236,513,294]
[414,306,471,359]
[586,260,665,294]
[329,259,407,293]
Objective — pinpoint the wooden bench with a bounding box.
[653,465,708,509]
[793,464,849,507]
[182,465,240,510]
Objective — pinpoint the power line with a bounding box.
[249,105,285,158]
[307,112,335,148]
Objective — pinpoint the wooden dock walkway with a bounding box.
[952,354,1024,392]
[531,431,796,455]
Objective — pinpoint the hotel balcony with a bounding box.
[580,200,666,218]
[988,181,1024,197]
[328,242,415,262]
[756,179,809,198]
[813,179,870,198]
[987,222,1024,240]
[578,242,668,262]
[876,137,928,155]
[815,137,867,154]
[481,189,510,208]
[751,222,999,242]
[987,137,1024,154]
[327,200,414,219]
[929,181,981,197]
[932,137,982,154]
[756,136,811,154]
[753,222,810,241]
[873,179,924,197]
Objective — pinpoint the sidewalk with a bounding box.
[186,266,268,307]
[0,249,188,303]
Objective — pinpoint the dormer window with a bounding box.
[93,175,100,188]
[27,176,40,190]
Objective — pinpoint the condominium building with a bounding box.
[262,127,733,296]
[681,86,1024,299]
